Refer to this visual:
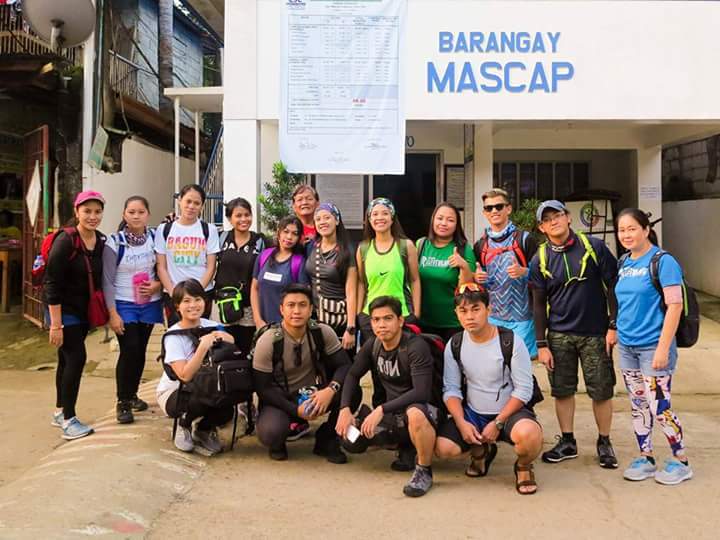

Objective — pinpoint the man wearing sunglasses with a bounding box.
[252,284,359,463]
[529,200,619,469]
[335,295,438,498]
[474,189,538,359]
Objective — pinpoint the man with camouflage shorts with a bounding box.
[529,200,619,469]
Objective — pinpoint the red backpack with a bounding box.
[31,227,82,287]
[475,229,528,270]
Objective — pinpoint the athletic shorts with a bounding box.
[116,299,163,324]
[489,317,537,359]
[344,403,438,453]
[437,406,538,452]
[547,331,616,401]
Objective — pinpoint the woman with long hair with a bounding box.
[103,196,163,424]
[614,208,692,485]
[250,215,309,327]
[306,202,357,348]
[155,184,220,325]
[46,191,106,440]
[416,202,476,341]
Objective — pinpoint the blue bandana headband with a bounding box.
[366,197,396,217]
[315,202,342,222]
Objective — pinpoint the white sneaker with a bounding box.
[655,459,693,485]
[51,410,64,428]
[623,457,656,481]
[174,426,194,452]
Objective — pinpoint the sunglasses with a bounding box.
[293,343,303,368]
[483,203,508,212]
[454,282,486,296]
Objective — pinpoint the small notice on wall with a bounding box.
[639,185,660,200]
[445,166,465,208]
[315,175,365,229]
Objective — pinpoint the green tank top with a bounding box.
[362,240,410,316]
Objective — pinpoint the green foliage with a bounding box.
[258,161,305,233]
[511,198,541,235]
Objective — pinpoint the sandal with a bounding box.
[465,443,498,478]
[514,460,538,495]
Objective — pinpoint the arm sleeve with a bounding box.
[102,243,119,310]
[598,242,619,321]
[381,341,433,414]
[339,342,373,409]
[324,348,351,385]
[533,286,549,341]
[44,234,73,306]
[523,233,539,262]
[509,337,534,404]
[442,341,464,403]
[252,370,297,415]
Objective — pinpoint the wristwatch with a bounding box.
[536,339,549,349]
[494,418,505,431]
[346,326,357,336]
[329,381,341,394]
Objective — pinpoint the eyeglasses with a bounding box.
[483,203,508,213]
[454,282,486,296]
[541,211,566,224]
[293,343,303,367]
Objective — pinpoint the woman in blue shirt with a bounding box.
[614,208,691,485]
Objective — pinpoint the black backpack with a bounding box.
[449,327,544,410]
[618,250,699,348]
[249,320,327,394]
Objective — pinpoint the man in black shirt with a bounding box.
[529,200,619,469]
[336,296,437,497]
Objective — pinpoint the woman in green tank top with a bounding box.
[356,198,421,346]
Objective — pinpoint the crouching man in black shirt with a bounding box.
[336,296,438,497]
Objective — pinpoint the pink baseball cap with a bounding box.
[74,190,106,208]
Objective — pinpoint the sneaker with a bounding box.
[541,435,578,463]
[313,435,348,464]
[130,396,149,412]
[403,465,433,498]
[391,445,417,472]
[655,459,693,485]
[269,444,288,461]
[192,428,223,456]
[51,410,64,428]
[174,426,194,453]
[61,417,94,440]
[596,437,618,469]
[287,421,311,442]
[116,401,134,424]
[623,457,657,481]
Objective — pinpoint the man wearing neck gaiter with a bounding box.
[473,189,538,359]
[529,200,619,470]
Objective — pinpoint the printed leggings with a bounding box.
[621,369,685,457]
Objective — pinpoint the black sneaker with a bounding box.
[541,435,578,463]
[116,401,134,424]
[403,465,433,498]
[287,420,311,442]
[130,396,149,412]
[391,445,417,472]
[313,436,348,464]
[269,444,288,461]
[597,437,619,469]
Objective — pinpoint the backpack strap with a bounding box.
[162,221,173,241]
[537,242,552,279]
[511,230,528,267]
[416,237,427,259]
[157,327,216,381]
[449,331,467,399]
[201,220,210,241]
[112,232,126,266]
[258,247,275,272]
[497,326,515,373]
[307,320,327,383]
[617,252,630,271]
[265,324,289,393]
[475,234,489,270]
[358,240,370,289]
[648,250,667,298]
[290,253,303,282]
[219,230,229,249]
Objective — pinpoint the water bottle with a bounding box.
[32,255,43,272]
[297,386,318,416]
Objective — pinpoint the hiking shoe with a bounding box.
[61,417,94,440]
[174,426,194,452]
[313,435,348,464]
[287,421,311,442]
[403,465,433,498]
[116,401,134,424]
[541,436,578,463]
[623,457,657,481]
[655,459,693,485]
[130,396,149,412]
[192,428,223,456]
[51,410,64,428]
[391,445,417,472]
[269,444,288,461]
[597,437,618,469]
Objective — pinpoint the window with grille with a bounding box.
[492,161,590,207]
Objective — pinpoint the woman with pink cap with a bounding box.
[45,190,106,440]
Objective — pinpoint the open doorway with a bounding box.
[373,153,439,241]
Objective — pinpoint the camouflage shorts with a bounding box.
[547,332,616,401]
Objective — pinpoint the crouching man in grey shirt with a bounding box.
[435,282,543,495]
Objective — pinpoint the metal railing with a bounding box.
[201,125,224,226]
[0,5,82,65]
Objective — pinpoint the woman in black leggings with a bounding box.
[45,191,106,440]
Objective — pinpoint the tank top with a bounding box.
[362,239,409,316]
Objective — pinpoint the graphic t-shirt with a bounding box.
[253,253,310,324]
[417,240,476,328]
[154,220,220,291]
[616,246,683,347]
[105,231,161,303]
[156,318,218,395]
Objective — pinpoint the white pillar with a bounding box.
[81,36,96,186]
[637,145,663,245]
[471,123,493,242]
[174,97,180,201]
[194,110,200,183]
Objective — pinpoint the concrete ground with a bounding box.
[1,312,719,538]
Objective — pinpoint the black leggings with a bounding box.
[164,389,235,432]
[116,323,154,401]
[55,323,90,419]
